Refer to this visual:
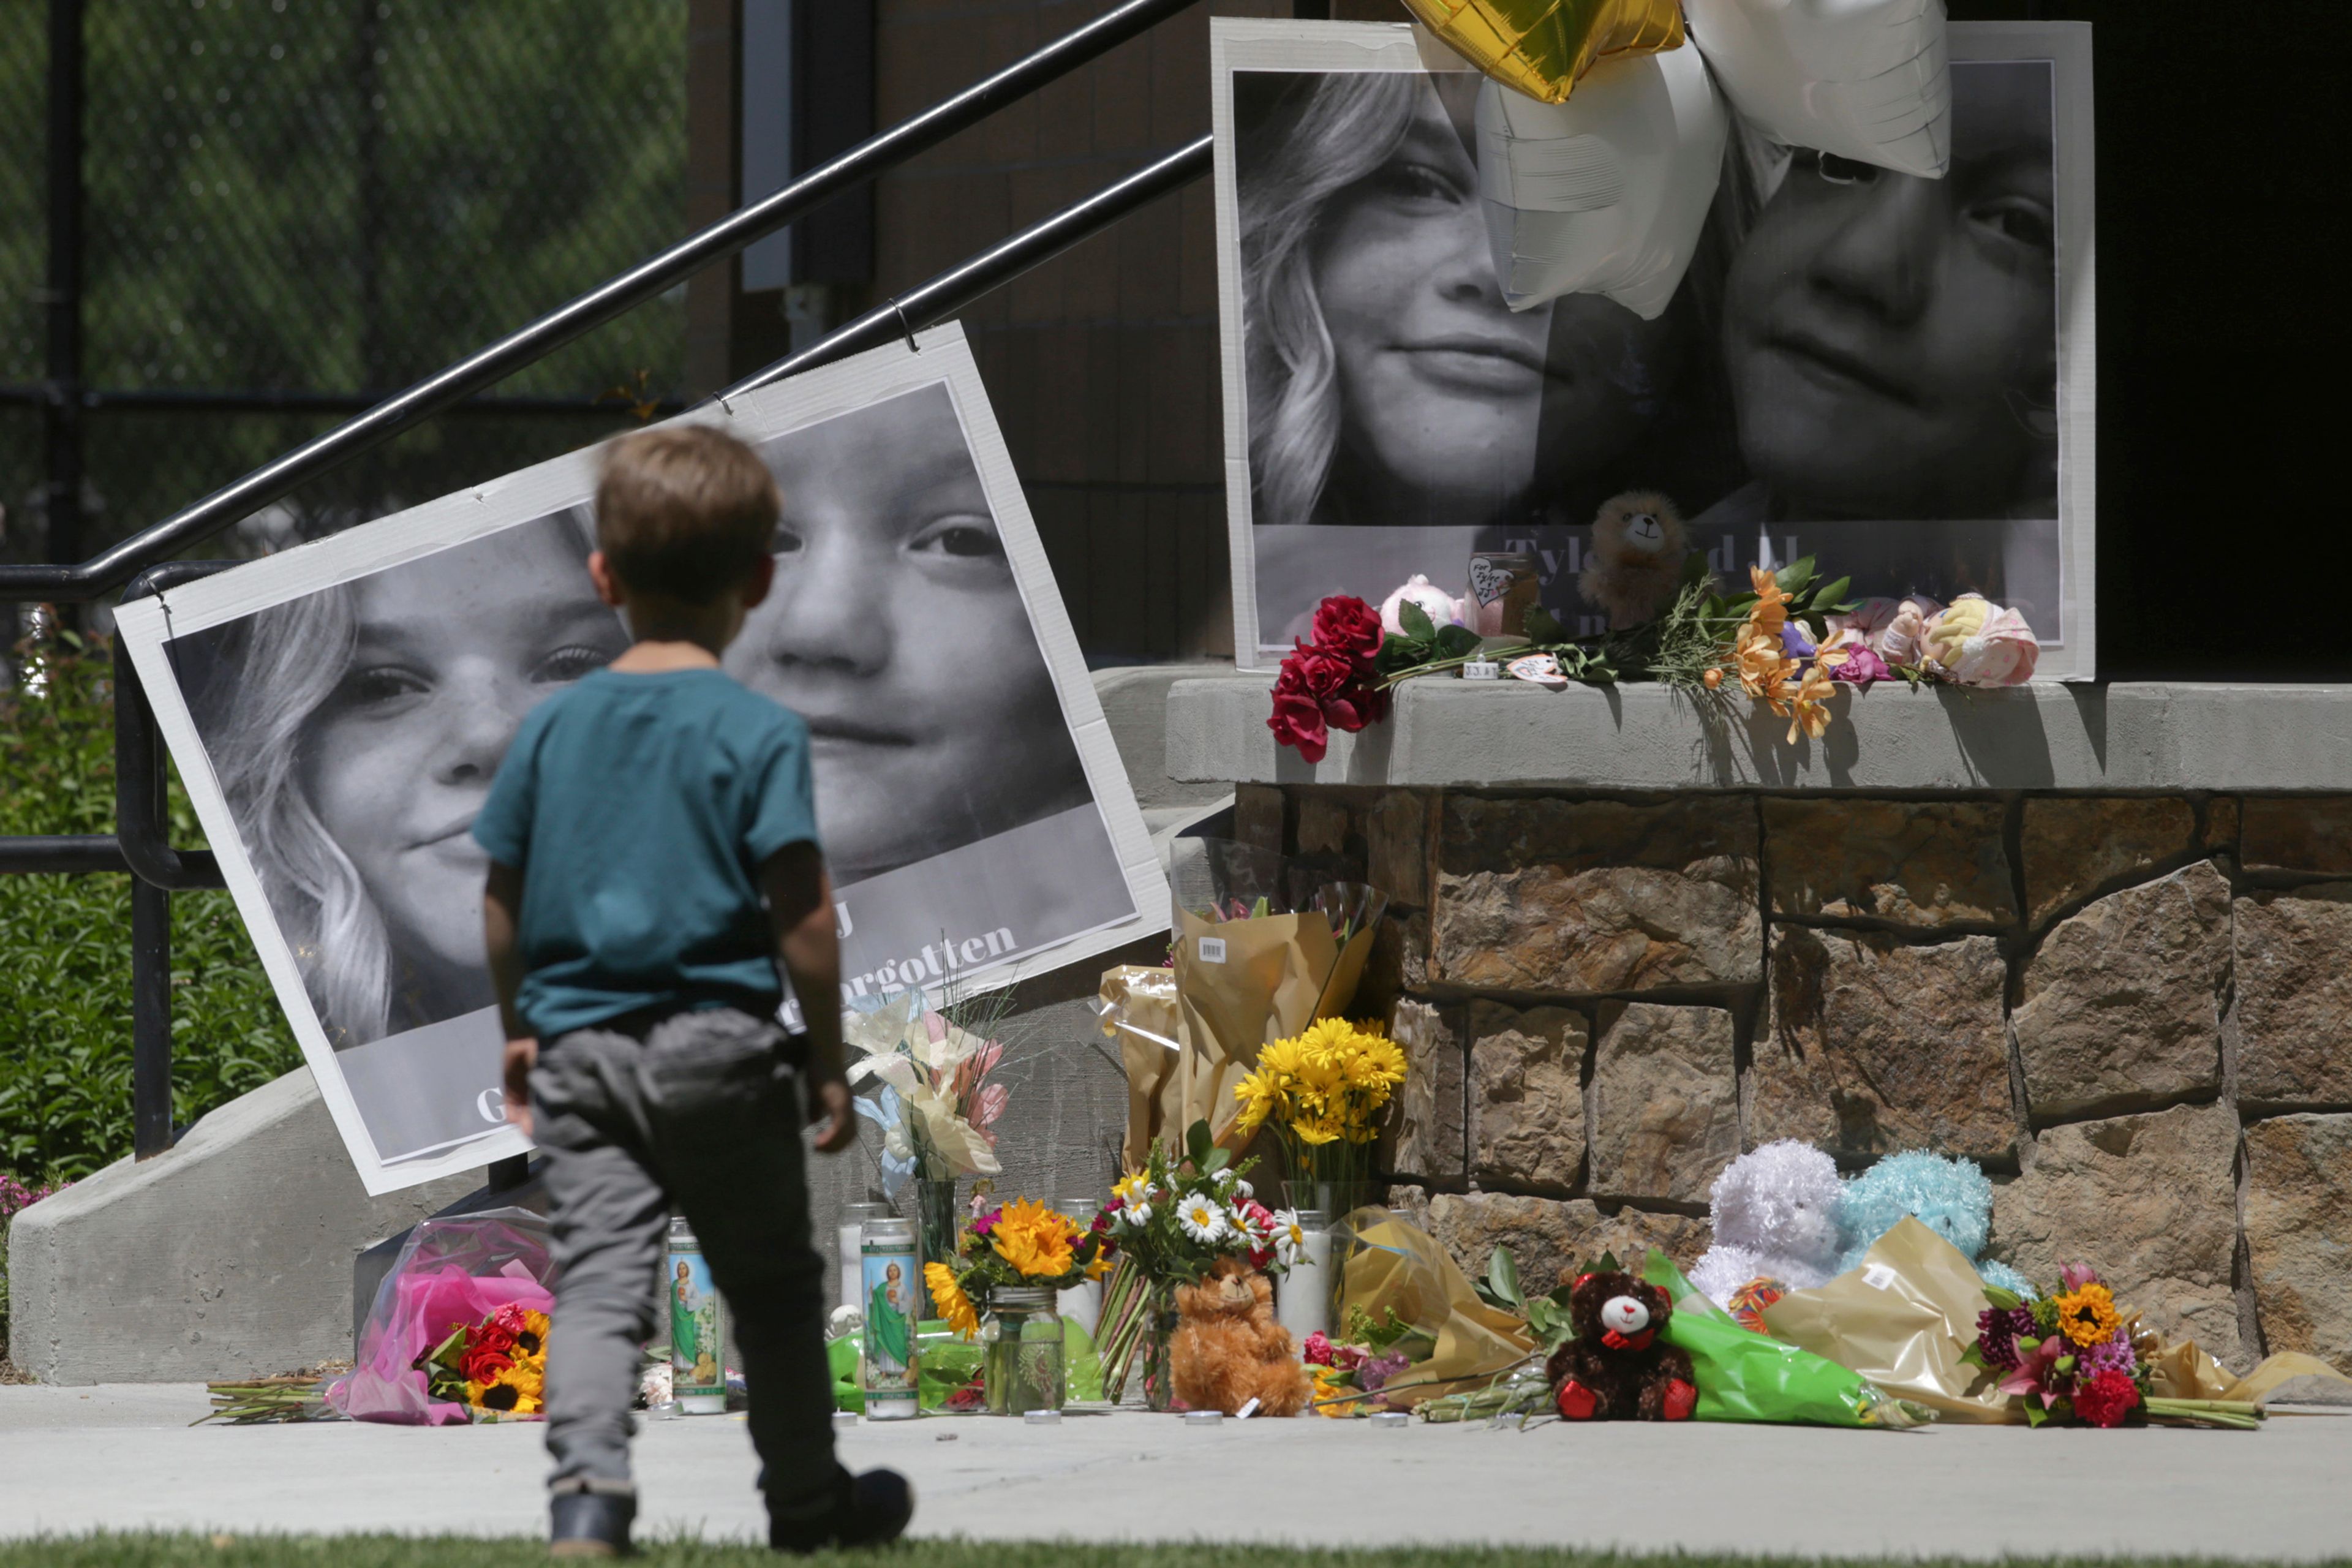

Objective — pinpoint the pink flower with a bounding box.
[972,1082,1009,1130]
[971,1205,1002,1238]
[1822,643,1892,689]
[1998,1335,2076,1409]
[2059,1262,2101,1292]
[1332,1344,1367,1371]
[1302,1332,1335,1366]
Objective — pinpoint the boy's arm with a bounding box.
[483,860,537,1139]
[759,840,854,1153]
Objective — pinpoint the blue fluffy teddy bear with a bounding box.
[1837,1150,2037,1298]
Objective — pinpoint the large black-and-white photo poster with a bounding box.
[1212,20,2095,679]
[116,327,1167,1194]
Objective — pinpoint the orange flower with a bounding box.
[1784,664,1836,744]
[1735,631,1788,704]
[1746,566,1791,638]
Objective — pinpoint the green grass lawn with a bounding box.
[0,1544,2334,1568]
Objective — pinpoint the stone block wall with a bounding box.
[1240,784,2352,1375]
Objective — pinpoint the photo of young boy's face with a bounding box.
[725,385,1091,885]
[1720,61,2057,520]
[300,524,628,1019]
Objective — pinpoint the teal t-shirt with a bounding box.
[472,667,817,1038]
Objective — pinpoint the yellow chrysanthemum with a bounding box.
[1291,1114,1344,1147]
[1112,1172,1152,1206]
[990,1197,1080,1279]
[926,1261,980,1339]
[2053,1281,2122,1348]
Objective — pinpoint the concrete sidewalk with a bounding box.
[5,1385,2351,1557]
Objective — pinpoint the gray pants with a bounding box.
[532,1006,838,1525]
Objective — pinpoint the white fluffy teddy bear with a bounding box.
[1689,1140,1848,1308]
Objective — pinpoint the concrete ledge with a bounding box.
[6,1068,475,1384]
[1169,674,2352,791]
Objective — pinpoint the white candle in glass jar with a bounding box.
[1276,1211,1332,1343]
[839,1202,889,1316]
[1054,1196,1102,1337]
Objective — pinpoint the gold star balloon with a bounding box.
[1400,0,1688,105]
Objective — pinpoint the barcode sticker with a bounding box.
[1198,937,1227,963]
[1862,1263,1898,1291]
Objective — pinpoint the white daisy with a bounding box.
[1214,1167,1237,1188]
[1232,1179,1253,1202]
[1273,1208,1308,1267]
[1177,1194,1230,1243]
[1124,1201,1155,1230]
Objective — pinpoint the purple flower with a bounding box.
[1977,1305,2036,1370]
[2081,1326,2138,1377]
[1781,622,1818,661]
[1356,1350,1410,1393]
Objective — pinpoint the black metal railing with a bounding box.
[1,0,1212,1160]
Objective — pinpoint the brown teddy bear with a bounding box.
[1544,1269,1697,1422]
[1170,1256,1314,1417]
[1578,490,1689,629]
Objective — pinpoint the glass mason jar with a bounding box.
[981,1286,1065,1415]
[1139,1280,1179,1412]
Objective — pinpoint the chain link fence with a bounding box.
[2,0,689,571]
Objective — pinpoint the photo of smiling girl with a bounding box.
[172,511,630,1162]
[1225,53,1742,650]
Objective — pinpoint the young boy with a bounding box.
[475,424,911,1558]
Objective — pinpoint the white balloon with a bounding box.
[1474,43,1728,322]
[1683,0,1951,179]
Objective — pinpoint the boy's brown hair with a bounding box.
[594,424,780,603]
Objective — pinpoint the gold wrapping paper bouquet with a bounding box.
[1401,0,1686,105]
[1101,839,1387,1168]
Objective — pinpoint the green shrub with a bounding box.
[0,630,300,1188]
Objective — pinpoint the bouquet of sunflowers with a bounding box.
[1232,1017,1408,1197]
[413,1302,549,1420]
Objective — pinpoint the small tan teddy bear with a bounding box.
[1170,1256,1314,1417]
[1578,490,1689,629]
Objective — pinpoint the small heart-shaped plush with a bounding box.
[1468,556,1510,605]
[1400,0,1686,106]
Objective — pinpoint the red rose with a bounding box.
[1286,641,1357,701]
[1321,676,1389,734]
[1268,679,1329,763]
[1310,597,1383,663]
[459,1343,514,1385]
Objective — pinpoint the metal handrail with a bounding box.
[0,0,1213,1163]
[0,0,1203,605]
[720,137,1213,399]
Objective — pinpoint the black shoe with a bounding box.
[770,1467,914,1553]
[550,1490,636,1558]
